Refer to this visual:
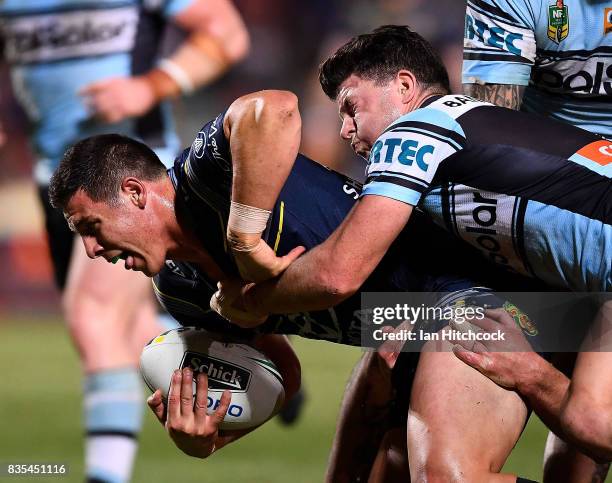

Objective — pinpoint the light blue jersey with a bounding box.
[0,0,192,184]
[362,95,612,292]
[463,0,612,137]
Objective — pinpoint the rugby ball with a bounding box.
[140,327,285,430]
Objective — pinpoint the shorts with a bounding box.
[37,185,74,290]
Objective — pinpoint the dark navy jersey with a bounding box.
[364,94,612,291]
[155,111,511,346]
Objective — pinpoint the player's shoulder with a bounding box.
[380,95,492,146]
[185,111,232,172]
[466,0,538,28]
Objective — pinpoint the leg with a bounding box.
[544,431,610,483]
[63,240,163,483]
[408,338,529,483]
[326,351,400,483]
[560,302,612,462]
[368,428,409,483]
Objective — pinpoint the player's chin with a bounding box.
[141,258,164,277]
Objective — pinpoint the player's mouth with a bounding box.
[109,251,139,271]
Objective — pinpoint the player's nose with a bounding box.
[340,117,355,140]
[82,236,104,259]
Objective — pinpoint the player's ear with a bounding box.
[121,177,147,208]
[397,70,418,104]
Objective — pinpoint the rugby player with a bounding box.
[462,1,612,477]
[0,1,249,481]
[212,26,612,466]
[462,0,612,136]
[49,90,545,482]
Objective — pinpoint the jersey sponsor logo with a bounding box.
[605,8,612,35]
[532,59,612,96]
[576,140,612,166]
[547,1,569,44]
[182,351,252,392]
[444,186,528,276]
[1,7,138,64]
[464,7,531,58]
[370,138,434,171]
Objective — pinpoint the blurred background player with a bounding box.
[0,1,249,482]
[462,1,612,480]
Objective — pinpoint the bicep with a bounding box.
[462,83,525,110]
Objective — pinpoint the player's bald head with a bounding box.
[49,134,167,209]
[319,25,450,100]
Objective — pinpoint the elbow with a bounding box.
[561,397,612,463]
[258,90,299,122]
[316,267,361,305]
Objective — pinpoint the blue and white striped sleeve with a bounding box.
[463,0,537,86]
[362,108,466,206]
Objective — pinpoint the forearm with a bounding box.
[142,0,249,102]
[245,244,356,315]
[462,83,525,110]
[326,352,394,483]
[517,353,571,438]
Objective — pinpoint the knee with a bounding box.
[410,451,491,483]
[560,395,612,463]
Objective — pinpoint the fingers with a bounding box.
[194,372,209,427]
[147,390,167,425]
[210,390,232,427]
[167,369,183,424]
[452,343,486,369]
[486,308,516,327]
[181,367,194,412]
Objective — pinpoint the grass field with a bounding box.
[0,317,609,482]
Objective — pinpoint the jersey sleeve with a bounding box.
[181,111,233,210]
[362,108,466,206]
[463,0,537,86]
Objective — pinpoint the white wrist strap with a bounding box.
[228,201,271,234]
[158,59,195,95]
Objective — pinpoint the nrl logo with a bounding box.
[191,131,207,159]
[548,0,569,44]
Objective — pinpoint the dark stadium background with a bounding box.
[1,0,608,481]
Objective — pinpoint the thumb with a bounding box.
[277,246,306,269]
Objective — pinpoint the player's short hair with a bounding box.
[49,134,167,209]
[319,25,450,100]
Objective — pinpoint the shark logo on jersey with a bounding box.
[548,0,569,44]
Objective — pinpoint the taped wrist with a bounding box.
[227,201,271,252]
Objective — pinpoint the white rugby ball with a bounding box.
[140,327,285,430]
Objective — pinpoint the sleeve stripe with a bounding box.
[367,170,430,188]
[383,121,466,149]
[463,52,533,64]
[467,0,520,24]
[390,127,464,152]
[536,46,612,60]
[365,175,428,194]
